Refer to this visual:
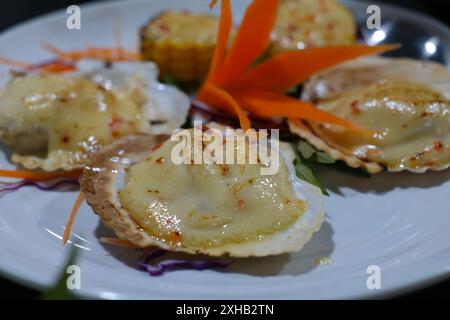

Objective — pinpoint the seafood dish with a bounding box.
[80,130,325,257]
[290,57,450,173]
[0,0,449,300]
[0,60,189,171]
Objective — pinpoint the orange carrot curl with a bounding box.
[198,0,398,131]
[37,62,76,73]
[0,56,33,69]
[0,55,75,73]
[0,169,82,181]
[42,42,141,62]
[63,191,85,244]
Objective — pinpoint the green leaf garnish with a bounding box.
[298,140,316,159]
[40,246,78,300]
[161,74,179,87]
[315,151,336,164]
[292,140,370,195]
[297,141,335,164]
[294,158,329,196]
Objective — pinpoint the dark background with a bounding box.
[0,0,449,300]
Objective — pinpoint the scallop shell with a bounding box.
[0,60,190,171]
[80,134,325,257]
[290,57,450,174]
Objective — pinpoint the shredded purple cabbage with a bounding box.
[138,249,232,276]
[0,179,79,194]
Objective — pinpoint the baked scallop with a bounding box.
[80,129,325,257]
[270,0,356,54]
[289,57,450,173]
[0,60,190,171]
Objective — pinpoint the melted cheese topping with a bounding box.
[271,0,355,53]
[118,133,307,249]
[312,80,450,171]
[0,74,144,165]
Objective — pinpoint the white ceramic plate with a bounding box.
[0,0,450,300]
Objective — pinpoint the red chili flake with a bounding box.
[238,199,246,209]
[108,116,123,129]
[350,100,361,115]
[433,142,443,151]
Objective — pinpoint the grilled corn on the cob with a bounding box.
[140,11,222,83]
[140,0,356,83]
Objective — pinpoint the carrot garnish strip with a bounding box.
[0,54,75,73]
[0,169,82,181]
[38,62,75,73]
[199,83,251,130]
[198,1,398,132]
[42,42,141,62]
[234,90,363,131]
[214,0,280,87]
[206,0,232,84]
[63,192,85,244]
[0,56,33,69]
[230,44,399,93]
[198,86,233,115]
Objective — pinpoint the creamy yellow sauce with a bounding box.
[312,80,450,171]
[118,133,307,249]
[0,74,143,161]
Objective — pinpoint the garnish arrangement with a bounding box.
[0,0,449,293]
